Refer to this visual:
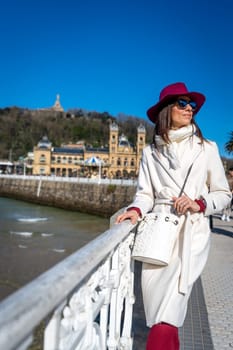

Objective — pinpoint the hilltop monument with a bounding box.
[52,94,64,112]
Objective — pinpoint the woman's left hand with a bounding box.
[172,195,200,215]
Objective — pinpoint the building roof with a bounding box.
[52,147,84,155]
[118,134,131,148]
[37,136,52,148]
[85,147,109,153]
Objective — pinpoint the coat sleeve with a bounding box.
[202,142,231,216]
[127,148,154,216]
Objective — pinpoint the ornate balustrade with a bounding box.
[0,217,137,350]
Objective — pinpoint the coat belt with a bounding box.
[179,211,192,294]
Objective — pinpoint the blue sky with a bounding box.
[0,0,233,157]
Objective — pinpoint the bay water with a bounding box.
[0,197,109,301]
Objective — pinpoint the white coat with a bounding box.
[129,136,231,327]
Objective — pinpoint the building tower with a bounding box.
[136,124,146,170]
[33,136,52,176]
[109,122,119,155]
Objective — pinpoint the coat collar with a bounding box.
[151,137,203,194]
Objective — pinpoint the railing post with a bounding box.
[120,260,135,349]
[107,233,135,350]
[107,249,120,350]
[100,259,111,349]
[44,301,66,350]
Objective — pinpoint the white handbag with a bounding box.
[131,211,180,265]
[131,147,194,266]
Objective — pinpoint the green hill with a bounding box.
[0,107,154,161]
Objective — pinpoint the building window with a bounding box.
[116,170,121,179]
[39,154,46,163]
[117,158,121,166]
[68,157,72,164]
[51,156,56,164]
[62,157,67,164]
[130,170,136,178]
[124,158,128,166]
[39,168,45,174]
[123,169,129,179]
[131,158,135,166]
[57,157,61,164]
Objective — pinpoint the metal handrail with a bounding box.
[0,219,136,350]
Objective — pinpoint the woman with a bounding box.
[116,82,231,350]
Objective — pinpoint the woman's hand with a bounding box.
[172,195,200,215]
[115,210,140,225]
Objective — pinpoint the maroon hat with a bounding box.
[147,82,206,123]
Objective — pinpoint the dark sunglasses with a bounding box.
[175,98,197,111]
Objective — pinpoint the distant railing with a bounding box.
[0,174,137,186]
[0,218,137,350]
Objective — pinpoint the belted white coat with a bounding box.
[129,136,231,327]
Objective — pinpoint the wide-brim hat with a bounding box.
[147,82,206,123]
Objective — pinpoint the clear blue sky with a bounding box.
[1,0,233,157]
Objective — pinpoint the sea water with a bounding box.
[0,197,109,301]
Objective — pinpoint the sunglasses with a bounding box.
[175,98,197,111]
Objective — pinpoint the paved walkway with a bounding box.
[201,214,233,349]
[132,213,233,349]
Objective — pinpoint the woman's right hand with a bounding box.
[115,210,139,225]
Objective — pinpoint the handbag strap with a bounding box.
[177,163,193,196]
[151,144,199,196]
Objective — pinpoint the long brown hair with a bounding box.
[153,104,207,148]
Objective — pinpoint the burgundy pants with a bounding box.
[146,323,180,350]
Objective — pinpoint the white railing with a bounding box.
[0,218,137,350]
[0,174,137,186]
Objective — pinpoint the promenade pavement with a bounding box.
[132,213,233,349]
[201,214,233,349]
